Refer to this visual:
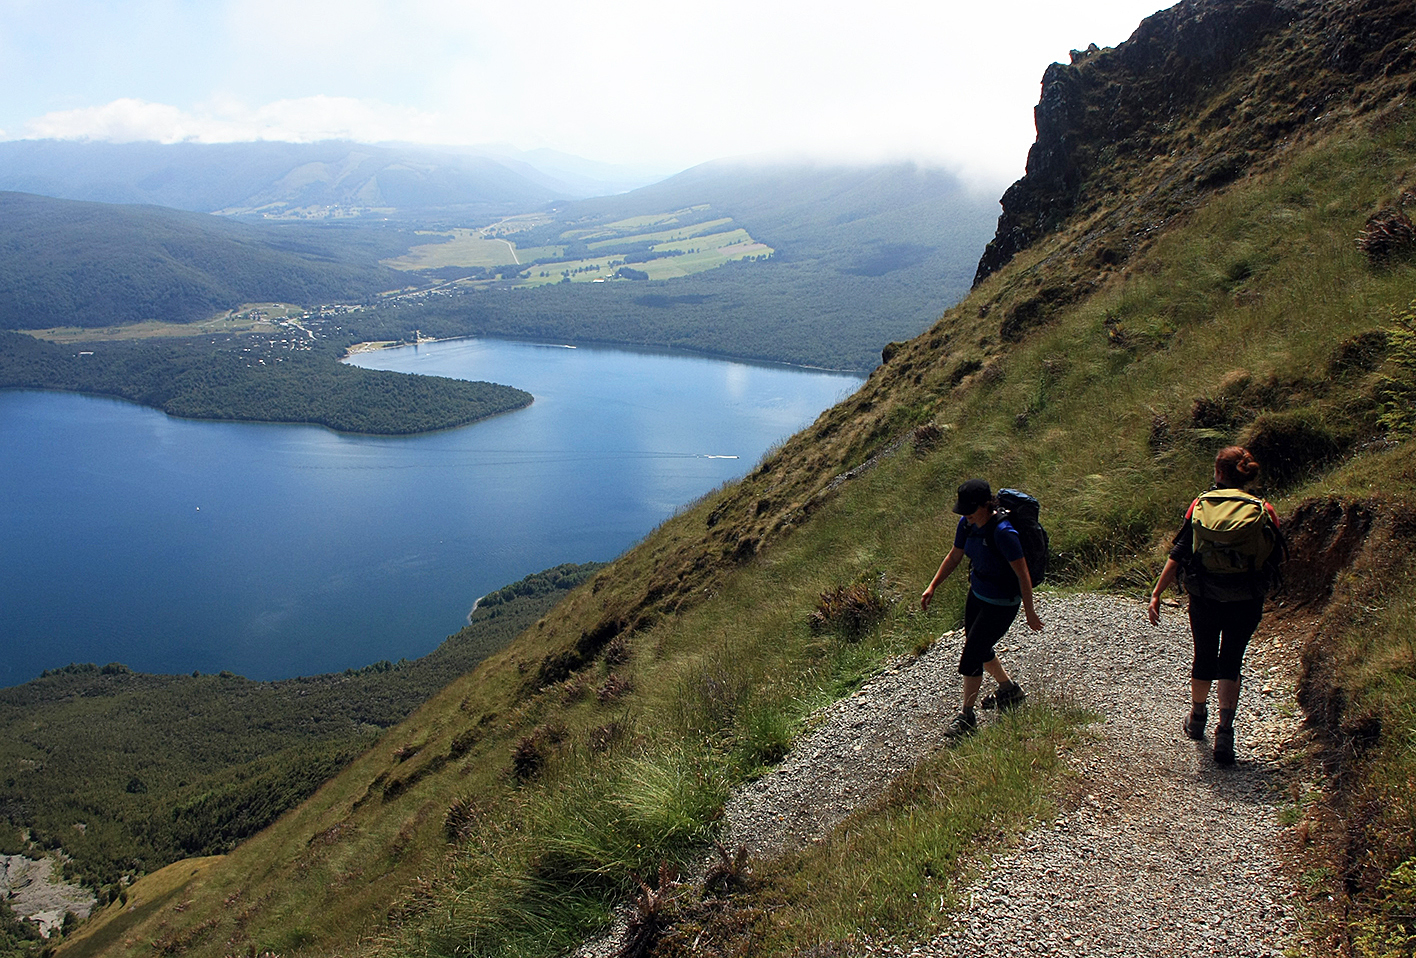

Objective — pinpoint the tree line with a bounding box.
[0,332,531,434]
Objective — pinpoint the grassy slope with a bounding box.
[59,3,1416,956]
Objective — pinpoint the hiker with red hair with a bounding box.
[1148,446,1284,765]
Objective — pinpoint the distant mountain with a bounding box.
[0,140,666,218]
[0,192,407,327]
[564,158,988,265]
[389,160,1002,369]
[463,145,673,199]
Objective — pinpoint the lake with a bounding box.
[0,339,861,686]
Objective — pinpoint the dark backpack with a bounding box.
[984,488,1050,587]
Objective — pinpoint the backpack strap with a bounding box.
[981,512,1003,562]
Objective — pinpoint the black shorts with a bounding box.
[1188,594,1264,682]
[959,591,1020,677]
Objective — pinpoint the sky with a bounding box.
[0,0,1169,189]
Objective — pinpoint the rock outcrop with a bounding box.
[1,855,96,938]
[973,0,1416,285]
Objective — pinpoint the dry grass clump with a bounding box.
[911,422,945,454]
[1357,201,1416,264]
[597,672,635,703]
[807,581,891,639]
[511,723,568,782]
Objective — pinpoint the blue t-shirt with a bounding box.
[954,516,1025,605]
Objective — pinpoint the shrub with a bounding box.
[807,580,891,639]
[1242,408,1346,489]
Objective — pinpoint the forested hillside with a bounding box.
[24,1,1416,956]
[0,331,531,434]
[367,163,999,370]
[0,193,410,329]
[0,564,599,906]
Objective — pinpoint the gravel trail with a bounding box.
[583,592,1303,956]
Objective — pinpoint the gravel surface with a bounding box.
[580,592,1303,957]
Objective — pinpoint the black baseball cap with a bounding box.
[952,478,992,515]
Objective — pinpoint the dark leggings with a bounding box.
[1188,594,1264,682]
[959,591,1020,677]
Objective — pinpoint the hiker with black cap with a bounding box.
[921,478,1043,738]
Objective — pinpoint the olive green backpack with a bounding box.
[1189,488,1282,583]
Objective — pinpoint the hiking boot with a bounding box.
[995,681,1027,712]
[1213,726,1236,765]
[945,709,978,740]
[1183,703,1208,741]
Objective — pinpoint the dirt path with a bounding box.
[902,593,1301,957]
[581,592,1303,956]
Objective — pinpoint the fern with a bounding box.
[1378,300,1416,437]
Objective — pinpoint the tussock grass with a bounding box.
[403,746,729,958]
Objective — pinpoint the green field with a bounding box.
[583,215,734,250]
[383,229,542,269]
[382,207,773,287]
[27,305,308,344]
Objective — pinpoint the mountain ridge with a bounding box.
[0,140,660,217]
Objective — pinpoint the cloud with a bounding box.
[23,96,444,145]
[5,0,1170,185]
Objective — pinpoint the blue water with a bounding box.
[0,339,861,686]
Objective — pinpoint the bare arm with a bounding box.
[1148,557,1181,625]
[921,547,965,611]
[1009,556,1043,631]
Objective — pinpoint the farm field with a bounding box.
[383,228,563,270]
[385,206,774,286]
[26,305,309,343]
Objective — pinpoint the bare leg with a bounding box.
[1216,679,1240,726]
[962,674,984,708]
[1216,679,1239,709]
[983,657,1012,686]
[1191,677,1212,706]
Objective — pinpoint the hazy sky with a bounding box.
[0,0,1167,187]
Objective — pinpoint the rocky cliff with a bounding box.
[975,0,1416,292]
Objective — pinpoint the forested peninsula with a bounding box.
[0,331,531,434]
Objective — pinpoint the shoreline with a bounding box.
[342,333,868,377]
